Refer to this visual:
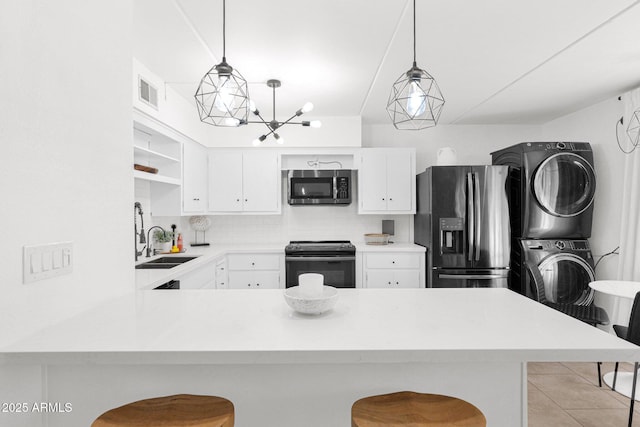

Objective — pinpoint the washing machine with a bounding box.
[516,239,595,305]
[491,141,596,239]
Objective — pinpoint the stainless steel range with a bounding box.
[285,241,356,288]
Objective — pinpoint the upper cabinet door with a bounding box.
[359,148,416,214]
[242,151,280,213]
[208,150,281,215]
[182,140,208,213]
[359,151,388,212]
[209,151,244,212]
[385,150,414,212]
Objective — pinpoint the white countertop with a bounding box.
[353,242,426,252]
[2,288,637,365]
[134,243,285,290]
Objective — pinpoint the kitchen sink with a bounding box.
[145,256,198,264]
[135,256,199,269]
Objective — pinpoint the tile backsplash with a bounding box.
[136,180,411,246]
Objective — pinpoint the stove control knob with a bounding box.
[555,241,566,250]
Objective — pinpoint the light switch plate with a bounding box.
[23,242,73,284]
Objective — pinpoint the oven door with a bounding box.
[285,256,356,288]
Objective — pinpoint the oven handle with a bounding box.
[285,256,356,262]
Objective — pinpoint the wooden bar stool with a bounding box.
[352,391,486,427]
[91,394,234,427]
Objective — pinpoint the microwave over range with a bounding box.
[287,169,352,205]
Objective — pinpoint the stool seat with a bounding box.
[91,394,234,427]
[352,391,486,427]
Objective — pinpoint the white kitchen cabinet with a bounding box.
[208,150,281,214]
[358,148,416,214]
[177,262,216,290]
[215,258,228,289]
[182,140,208,213]
[228,270,281,289]
[363,252,424,288]
[226,253,283,289]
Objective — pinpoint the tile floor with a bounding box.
[528,362,639,426]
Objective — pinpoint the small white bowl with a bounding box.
[284,286,339,315]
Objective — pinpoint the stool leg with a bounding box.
[629,362,638,427]
[613,362,620,391]
[597,362,602,387]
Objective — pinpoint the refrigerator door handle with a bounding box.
[474,172,481,262]
[439,274,507,280]
[466,172,474,262]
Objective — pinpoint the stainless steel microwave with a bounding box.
[287,170,352,205]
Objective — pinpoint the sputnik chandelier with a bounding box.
[248,79,321,146]
[387,0,445,130]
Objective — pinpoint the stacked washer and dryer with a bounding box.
[491,142,598,306]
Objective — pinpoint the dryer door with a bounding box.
[532,153,596,217]
[537,254,595,305]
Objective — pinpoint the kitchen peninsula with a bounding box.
[1,287,637,427]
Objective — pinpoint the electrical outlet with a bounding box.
[23,242,73,284]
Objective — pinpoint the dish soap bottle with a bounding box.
[177,233,183,252]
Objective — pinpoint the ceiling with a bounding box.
[133,0,640,126]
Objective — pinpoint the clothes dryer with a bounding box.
[517,239,595,304]
[491,142,596,239]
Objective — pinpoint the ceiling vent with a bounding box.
[138,76,158,110]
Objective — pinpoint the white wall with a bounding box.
[0,2,133,347]
[363,123,542,171]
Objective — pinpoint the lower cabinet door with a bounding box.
[178,263,216,290]
[366,270,420,288]
[228,270,280,289]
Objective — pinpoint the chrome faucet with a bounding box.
[134,202,146,261]
[146,226,168,258]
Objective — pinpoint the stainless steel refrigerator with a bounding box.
[414,165,510,288]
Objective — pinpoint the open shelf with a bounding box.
[133,145,180,163]
[134,170,181,186]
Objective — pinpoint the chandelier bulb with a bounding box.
[310,120,322,128]
[301,102,314,114]
[274,133,284,145]
[223,117,241,127]
[249,100,258,114]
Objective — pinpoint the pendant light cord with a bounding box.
[222,0,226,59]
[412,0,416,65]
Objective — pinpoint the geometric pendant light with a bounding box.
[387,0,444,130]
[194,0,249,127]
[625,109,640,152]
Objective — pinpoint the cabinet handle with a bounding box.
[256,283,260,287]
[392,261,395,264]
[388,281,392,285]
[245,199,248,202]
[382,198,385,201]
[236,199,240,202]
